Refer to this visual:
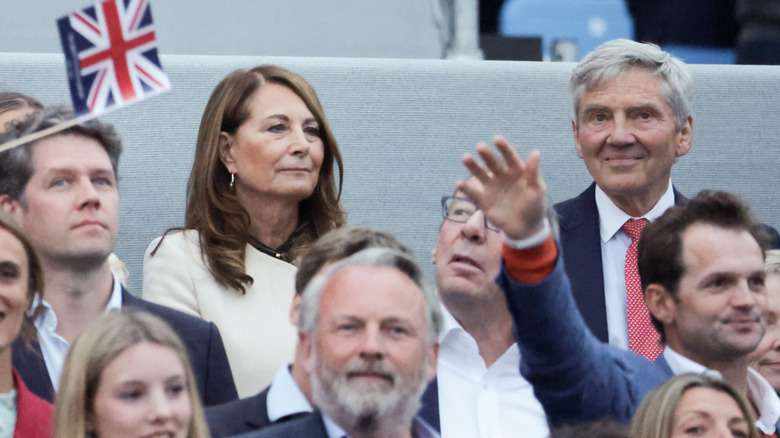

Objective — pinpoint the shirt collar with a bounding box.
[30,270,124,330]
[595,180,675,243]
[322,413,348,438]
[663,347,723,379]
[438,303,467,343]
[266,365,313,422]
[747,367,780,434]
[321,414,439,438]
[106,271,123,312]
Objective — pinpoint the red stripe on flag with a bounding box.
[78,0,156,102]
[73,12,101,35]
[129,0,147,32]
[135,64,164,88]
[89,68,108,112]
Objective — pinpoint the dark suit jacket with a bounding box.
[206,387,272,437]
[11,286,238,406]
[419,379,440,432]
[554,183,780,343]
[231,411,328,438]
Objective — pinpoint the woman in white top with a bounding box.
[143,65,346,397]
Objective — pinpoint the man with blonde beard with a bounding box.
[234,247,442,438]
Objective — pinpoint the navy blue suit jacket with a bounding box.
[497,255,673,427]
[206,387,271,437]
[419,379,440,432]
[554,183,780,343]
[231,411,328,438]
[11,287,238,406]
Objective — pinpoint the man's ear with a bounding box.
[644,284,676,326]
[289,294,302,327]
[0,195,23,223]
[218,132,237,173]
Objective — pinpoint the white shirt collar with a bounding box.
[663,347,723,379]
[322,414,348,438]
[266,365,313,422]
[595,180,675,243]
[438,303,467,343]
[747,367,780,434]
[321,413,439,438]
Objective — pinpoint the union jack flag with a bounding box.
[57,0,170,118]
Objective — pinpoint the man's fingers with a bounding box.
[525,149,542,187]
[462,153,491,183]
[456,178,481,203]
[476,143,506,176]
[494,136,523,172]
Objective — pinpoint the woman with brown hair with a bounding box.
[0,212,52,436]
[143,65,346,396]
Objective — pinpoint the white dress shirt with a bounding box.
[32,271,123,392]
[437,306,548,438]
[596,181,675,350]
[664,347,780,434]
[322,413,439,438]
[266,365,312,422]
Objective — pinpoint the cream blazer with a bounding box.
[143,230,297,398]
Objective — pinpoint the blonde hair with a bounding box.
[174,64,345,293]
[628,374,757,438]
[54,310,211,438]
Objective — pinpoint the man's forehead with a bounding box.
[320,265,424,313]
[30,134,112,170]
[679,223,764,275]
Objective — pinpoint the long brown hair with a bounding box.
[183,65,345,293]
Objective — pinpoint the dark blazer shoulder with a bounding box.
[554,183,599,231]
[206,387,271,437]
[232,411,328,438]
[121,288,238,406]
[11,334,54,403]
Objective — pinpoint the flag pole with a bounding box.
[0,118,81,154]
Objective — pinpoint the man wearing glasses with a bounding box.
[422,193,548,437]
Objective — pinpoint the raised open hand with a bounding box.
[457,135,549,241]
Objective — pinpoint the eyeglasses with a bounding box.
[441,196,499,232]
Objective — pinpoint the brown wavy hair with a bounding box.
[183,65,345,293]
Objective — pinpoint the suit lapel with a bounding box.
[11,334,55,403]
[555,183,609,342]
[419,378,440,432]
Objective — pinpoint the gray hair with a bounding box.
[570,39,693,131]
[299,247,443,344]
[0,104,123,200]
[766,249,780,275]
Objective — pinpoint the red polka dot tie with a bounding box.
[623,218,663,361]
